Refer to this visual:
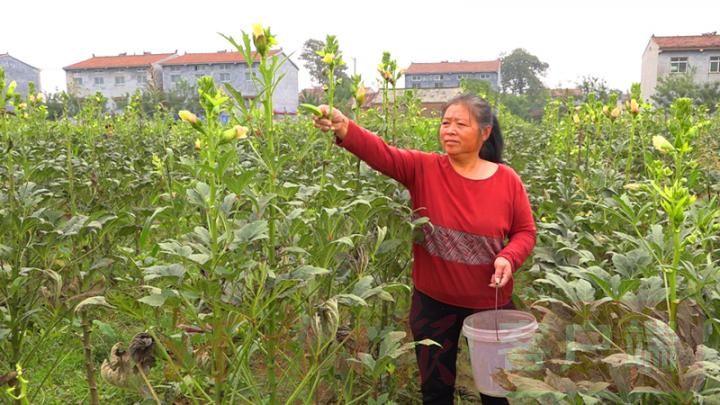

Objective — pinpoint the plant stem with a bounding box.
[80,312,100,405]
[625,118,636,182]
[382,82,389,139]
[136,366,161,404]
[391,84,397,144]
[321,64,336,189]
[66,126,76,212]
[668,227,681,330]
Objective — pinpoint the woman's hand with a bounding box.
[312,105,350,140]
[489,257,513,288]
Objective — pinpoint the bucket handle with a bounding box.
[494,277,500,342]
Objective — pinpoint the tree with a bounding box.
[45,91,82,119]
[299,38,353,109]
[500,49,548,95]
[576,75,621,103]
[461,78,548,122]
[652,70,720,112]
[300,38,349,86]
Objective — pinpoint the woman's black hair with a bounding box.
[440,94,504,163]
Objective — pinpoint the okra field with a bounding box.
[2,27,720,404]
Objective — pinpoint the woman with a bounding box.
[313,94,536,404]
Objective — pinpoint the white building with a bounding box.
[64,52,178,102]
[0,53,41,97]
[160,50,299,114]
[641,32,720,100]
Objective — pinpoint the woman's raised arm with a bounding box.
[313,105,420,188]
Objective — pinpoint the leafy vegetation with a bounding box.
[1,26,720,404]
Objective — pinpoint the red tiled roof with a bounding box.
[406,60,501,75]
[161,50,281,65]
[652,33,720,50]
[64,53,176,70]
[550,88,583,98]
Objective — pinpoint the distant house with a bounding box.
[160,50,299,114]
[64,52,178,106]
[641,32,720,100]
[404,60,501,90]
[549,88,584,99]
[0,53,41,97]
[369,87,464,116]
[299,86,325,102]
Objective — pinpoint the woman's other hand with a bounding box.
[489,257,513,288]
[313,105,350,140]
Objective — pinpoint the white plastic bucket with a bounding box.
[461,309,538,397]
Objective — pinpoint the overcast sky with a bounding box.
[2,0,718,94]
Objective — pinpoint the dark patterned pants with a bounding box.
[410,289,513,405]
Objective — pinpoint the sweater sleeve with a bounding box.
[496,175,536,272]
[336,120,418,188]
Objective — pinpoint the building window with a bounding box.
[136,75,147,84]
[171,75,180,83]
[670,57,688,73]
[411,76,421,81]
[245,70,253,81]
[711,56,720,73]
[94,77,104,85]
[434,82,442,88]
[433,75,441,80]
[115,76,125,85]
[74,77,83,85]
[219,73,230,82]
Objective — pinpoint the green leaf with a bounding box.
[332,236,355,248]
[90,258,114,271]
[629,386,670,396]
[506,374,563,395]
[377,239,402,255]
[0,244,13,258]
[138,294,168,307]
[352,276,374,296]
[57,215,89,236]
[74,296,115,313]
[292,265,330,280]
[191,226,211,247]
[578,393,602,404]
[139,206,169,249]
[188,253,210,265]
[93,320,118,341]
[143,264,186,281]
[235,220,269,243]
[576,380,610,393]
[281,246,309,255]
[186,182,210,206]
[335,293,368,307]
[357,352,376,370]
[221,193,237,216]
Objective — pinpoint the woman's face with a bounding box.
[439,103,490,156]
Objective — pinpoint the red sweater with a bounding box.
[338,121,536,309]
